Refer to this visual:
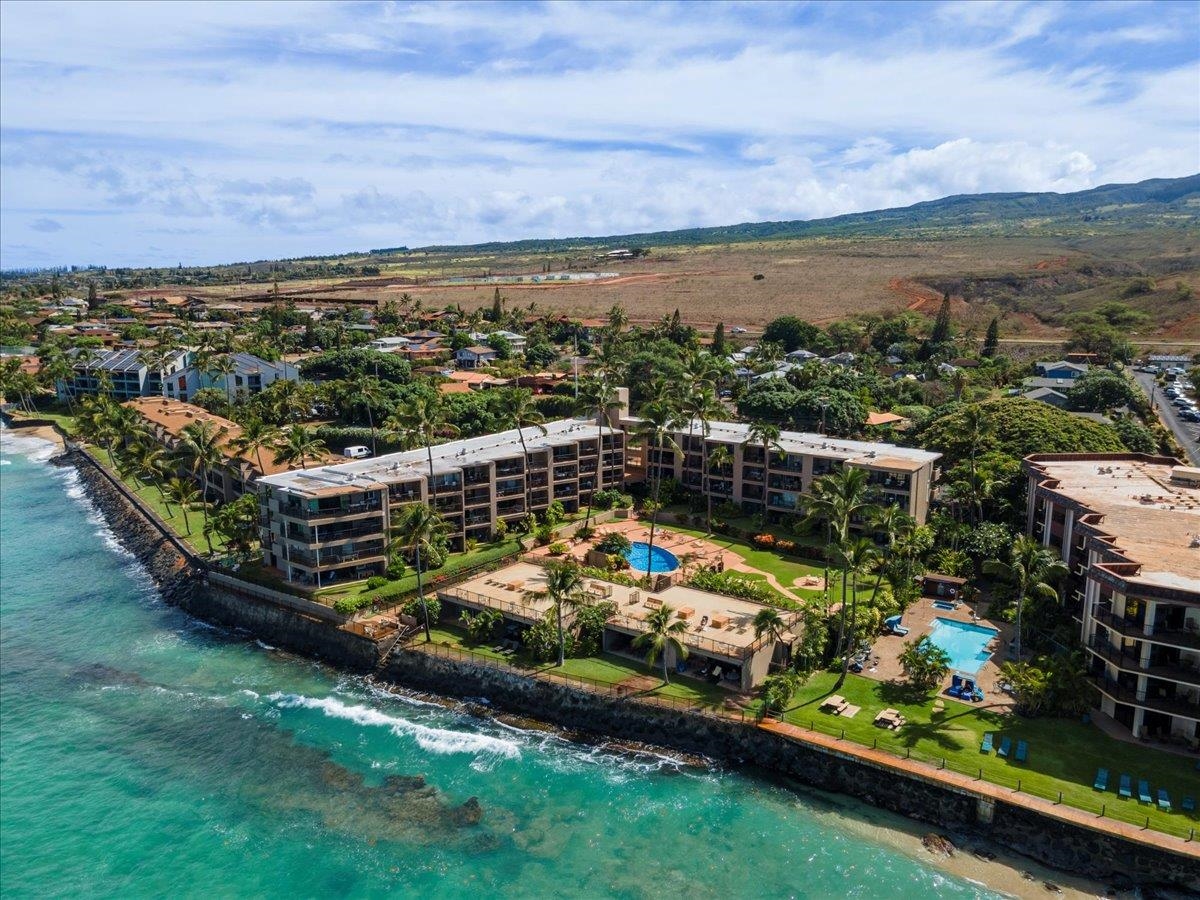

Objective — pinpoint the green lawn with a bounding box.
[15,405,78,435]
[318,539,524,606]
[657,522,875,605]
[421,621,732,710]
[90,450,226,554]
[773,672,1199,837]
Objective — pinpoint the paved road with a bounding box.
[1133,372,1200,465]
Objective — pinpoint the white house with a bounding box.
[456,345,499,369]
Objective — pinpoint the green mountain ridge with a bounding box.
[402,174,1200,255]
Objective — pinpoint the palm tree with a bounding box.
[539,560,589,667]
[272,424,327,471]
[134,441,169,501]
[386,393,458,513]
[507,390,547,524]
[831,536,881,690]
[746,420,783,523]
[345,373,384,456]
[752,608,789,666]
[576,376,620,529]
[176,419,228,552]
[804,466,878,663]
[632,604,689,684]
[165,476,199,534]
[679,381,723,518]
[632,399,681,579]
[704,444,733,532]
[983,535,1067,662]
[390,502,451,642]
[229,419,280,481]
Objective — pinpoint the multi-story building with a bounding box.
[126,397,313,501]
[59,348,192,402]
[60,348,295,404]
[257,418,624,588]
[1024,454,1200,744]
[625,417,940,524]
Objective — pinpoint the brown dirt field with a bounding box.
[135,232,1200,343]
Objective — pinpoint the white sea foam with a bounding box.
[254,640,277,651]
[0,425,60,462]
[268,692,522,759]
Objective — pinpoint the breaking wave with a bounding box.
[268,692,522,760]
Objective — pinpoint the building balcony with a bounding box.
[434,497,463,513]
[306,521,386,545]
[285,543,386,568]
[465,511,491,527]
[280,500,382,521]
[495,463,524,478]
[1092,608,1200,651]
[464,488,491,507]
[1087,637,1200,688]
[553,466,578,481]
[1089,674,1200,721]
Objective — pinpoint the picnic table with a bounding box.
[820,694,848,713]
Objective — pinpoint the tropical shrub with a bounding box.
[574,524,595,541]
[459,608,502,645]
[547,541,568,556]
[898,636,951,694]
[400,595,441,624]
[573,601,617,657]
[385,557,407,580]
[758,670,807,720]
[366,575,388,590]
[595,532,633,555]
[752,533,776,548]
[686,570,784,606]
[580,565,640,587]
[525,612,570,663]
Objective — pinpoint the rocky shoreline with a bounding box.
[33,435,1200,894]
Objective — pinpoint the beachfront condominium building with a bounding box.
[60,349,297,404]
[256,418,624,588]
[126,397,320,502]
[624,415,941,525]
[59,347,192,402]
[1024,454,1200,745]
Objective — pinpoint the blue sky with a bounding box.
[1,0,1197,269]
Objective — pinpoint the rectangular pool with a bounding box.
[926,617,998,674]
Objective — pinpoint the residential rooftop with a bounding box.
[660,418,941,472]
[448,562,798,654]
[126,397,326,477]
[1027,455,1200,591]
[257,417,601,495]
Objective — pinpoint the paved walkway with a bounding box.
[756,718,1200,859]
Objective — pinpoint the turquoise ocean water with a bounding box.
[0,434,1004,899]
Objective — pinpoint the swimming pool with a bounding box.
[624,542,680,574]
[926,618,998,674]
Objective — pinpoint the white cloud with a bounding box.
[0,0,1196,267]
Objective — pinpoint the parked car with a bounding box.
[731,326,748,334]
[342,445,371,459]
[1179,409,1200,422]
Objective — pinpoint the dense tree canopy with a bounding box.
[1066,369,1138,412]
[916,398,1126,469]
[300,348,413,383]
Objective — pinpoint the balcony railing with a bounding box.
[464,488,491,506]
[1088,674,1200,720]
[281,500,382,520]
[286,543,386,568]
[1087,636,1200,687]
[1092,608,1200,651]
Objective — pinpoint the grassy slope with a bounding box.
[775,672,1199,836]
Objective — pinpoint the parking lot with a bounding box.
[1134,369,1200,465]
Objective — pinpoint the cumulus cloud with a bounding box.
[0,1,1196,266]
[30,217,63,232]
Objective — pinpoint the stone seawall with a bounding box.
[63,448,377,671]
[381,649,1200,891]
[58,445,1200,892]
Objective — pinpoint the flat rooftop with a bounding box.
[258,417,599,496]
[448,562,799,656]
[1030,456,1200,591]
[669,418,941,471]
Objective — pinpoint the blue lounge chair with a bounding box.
[997,736,1012,758]
[1118,774,1132,798]
[1157,789,1171,811]
[1014,740,1028,763]
[1093,768,1108,791]
[1138,779,1152,804]
[980,732,994,754]
[1182,796,1195,812]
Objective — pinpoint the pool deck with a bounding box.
[862,594,1015,711]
